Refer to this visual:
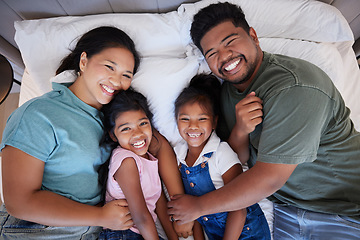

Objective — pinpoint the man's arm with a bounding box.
[226,92,262,164]
[168,161,296,224]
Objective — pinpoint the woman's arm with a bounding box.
[114,157,158,239]
[155,191,178,240]
[2,145,133,230]
[221,164,246,240]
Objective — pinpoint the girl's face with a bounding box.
[176,101,217,150]
[74,47,135,109]
[111,109,152,158]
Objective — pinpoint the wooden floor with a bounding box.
[0,92,19,206]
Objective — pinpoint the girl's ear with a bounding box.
[213,116,218,130]
[109,131,118,143]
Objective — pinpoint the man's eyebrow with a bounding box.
[204,33,238,57]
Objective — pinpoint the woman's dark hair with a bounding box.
[190,2,250,53]
[101,88,153,149]
[56,26,140,75]
[175,73,221,119]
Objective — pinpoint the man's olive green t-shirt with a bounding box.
[218,52,360,219]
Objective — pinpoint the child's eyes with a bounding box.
[179,117,189,121]
[120,127,130,132]
[199,118,208,121]
[139,121,149,127]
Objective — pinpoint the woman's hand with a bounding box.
[100,199,133,230]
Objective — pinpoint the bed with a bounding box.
[12,0,360,238]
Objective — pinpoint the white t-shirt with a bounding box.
[174,132,241,189]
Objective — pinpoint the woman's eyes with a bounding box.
[123,74,132,79]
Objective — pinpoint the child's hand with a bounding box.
[173,220,194,238]
[148,129,162,156]
[234,91,263,135]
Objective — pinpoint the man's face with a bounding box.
[200,21,262,91]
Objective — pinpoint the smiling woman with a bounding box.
[68,47,135,109]
[0,26,142,239]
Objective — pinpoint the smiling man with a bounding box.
[168,2,360,239]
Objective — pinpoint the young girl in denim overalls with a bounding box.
[173,74,271,240]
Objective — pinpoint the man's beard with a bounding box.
[219,51,260,86]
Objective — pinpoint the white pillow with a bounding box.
[177,0,354,45]
[14,11,185,89]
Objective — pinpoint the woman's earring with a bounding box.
[77,71,82,77]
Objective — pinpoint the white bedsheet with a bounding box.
[14,0,360,238]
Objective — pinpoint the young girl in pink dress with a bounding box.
[99,89,177,240]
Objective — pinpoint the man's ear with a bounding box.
[109,131,118,143]
[249,27,259,45]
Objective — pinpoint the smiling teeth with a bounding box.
[102,85,115,93]
[133,140,145,148]
[188,133,201,138]
[225,59,240,71]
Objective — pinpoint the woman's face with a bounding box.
[74,47,135,109]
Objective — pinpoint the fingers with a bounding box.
[120,217,134,230]
[178,231,193,238]
[113,198,129,207]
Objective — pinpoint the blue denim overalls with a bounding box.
[179,152,271,240]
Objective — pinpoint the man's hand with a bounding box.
[233,91,263,135]
[167,194,201,225]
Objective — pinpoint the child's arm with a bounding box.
[150,129,195,237]
[227,92,263,164]
[150,129,183,197]
[193,220,205,240]
[221,163,247,240]
[114,157,158,239]
[155,191,178,240]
